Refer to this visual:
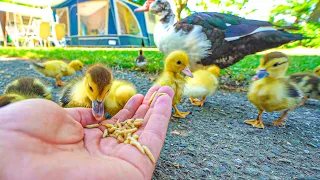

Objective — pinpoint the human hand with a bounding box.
[0,85,174,180]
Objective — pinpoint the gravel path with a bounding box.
[1,59,319,180]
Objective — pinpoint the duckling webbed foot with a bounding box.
[273,110,289,126]
[189,98,201,106]
[244,110,264,129]
[173,105,190,118]
[56,78,65,86]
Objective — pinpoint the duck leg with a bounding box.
[273,110,289,126]
[56,78,64,86]
[244,109,264,129]
[199,96,207,107]
[298,96,309,107]
[189,98,201,106]
[173,105,190,118]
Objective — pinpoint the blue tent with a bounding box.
[52,0,156,47]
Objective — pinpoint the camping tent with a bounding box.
[52,0,157,47]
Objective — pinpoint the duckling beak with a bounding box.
[134,0,154,12]
[252,69,268,81]
[181,67,194,78]
[92,100,104,121]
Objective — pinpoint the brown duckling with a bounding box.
[59,64,113,120]
[0,77,52,107]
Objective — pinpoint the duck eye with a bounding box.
[89,85,93,92]
[177,60,181,65]
[273,62,279,67]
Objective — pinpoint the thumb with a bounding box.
[0,99,84,144]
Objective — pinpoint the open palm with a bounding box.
[0,86,174,180]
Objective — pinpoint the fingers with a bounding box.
[138,87,173,163]
[64,108,98,127]
[0,99,84,144]
[132,85,162,119]
[109,94,145,123]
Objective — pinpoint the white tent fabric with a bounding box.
[10,0,67,7]
[0,2,52,18]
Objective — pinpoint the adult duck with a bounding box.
[134,0,304,71]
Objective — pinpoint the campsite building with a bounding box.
[0,0,157,47]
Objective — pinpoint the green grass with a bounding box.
[0,47,319,83]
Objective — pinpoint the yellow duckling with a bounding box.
[59,64,113,120]
[245,52,303,129]
[288,72,320,106]
[30,60,84,86]
[314,65,320,76]
[154,50,194,118]
[104,80,137,116]
[184,65,220,107]
[0,77,52,107]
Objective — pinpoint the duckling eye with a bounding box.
[273,62,280,67]
[89,85,93,92]
[177,60,181,65]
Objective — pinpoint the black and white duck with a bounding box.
[134,0,304,71]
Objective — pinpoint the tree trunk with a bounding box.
[174,0,188,22]
[308,0,320,22]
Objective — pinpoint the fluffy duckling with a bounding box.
[31,60,84,86]
[0,77,52,107]
[59,64,113,120]
[104,80,137,116]
[314,65,320,76]
[245,52,303,129]
[288,72,320,106]
[135,50,147,70]
[184,65,220,107]
[154,50,194,118]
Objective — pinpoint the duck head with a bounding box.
[69,60,84,72]
[134,0,174,16]
[84,64,113,120]
[252,52,289,81]
[165,51,193,78]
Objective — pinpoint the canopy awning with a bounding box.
[0,2,52,18]
[9,0,67,7]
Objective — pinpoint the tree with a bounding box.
[196,0,250,15]
[270,0,319,25]
[129,0,146,6]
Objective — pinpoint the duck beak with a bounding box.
[181,67,194,78]
[92,100,104,121]
[134,0,154,12]
[252,69,268,81]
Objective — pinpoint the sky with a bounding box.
[183,0,295,22]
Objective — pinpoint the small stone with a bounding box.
[206,161,214,167]
[209,137,215,144]
[245,167,259,176]
[307,142,318,148]
[272,147,280,155]
[234,158,242,164]
[268,153,277,158]
[260,165,271,172]
[295,174,307,180]
[284,146,296,152]
[213,166,227,175]
[278,158,292,164]
[232,148,240,153]
[180,143,188,147]
[311,167,320,171]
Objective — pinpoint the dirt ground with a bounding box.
[0,59,319,180]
